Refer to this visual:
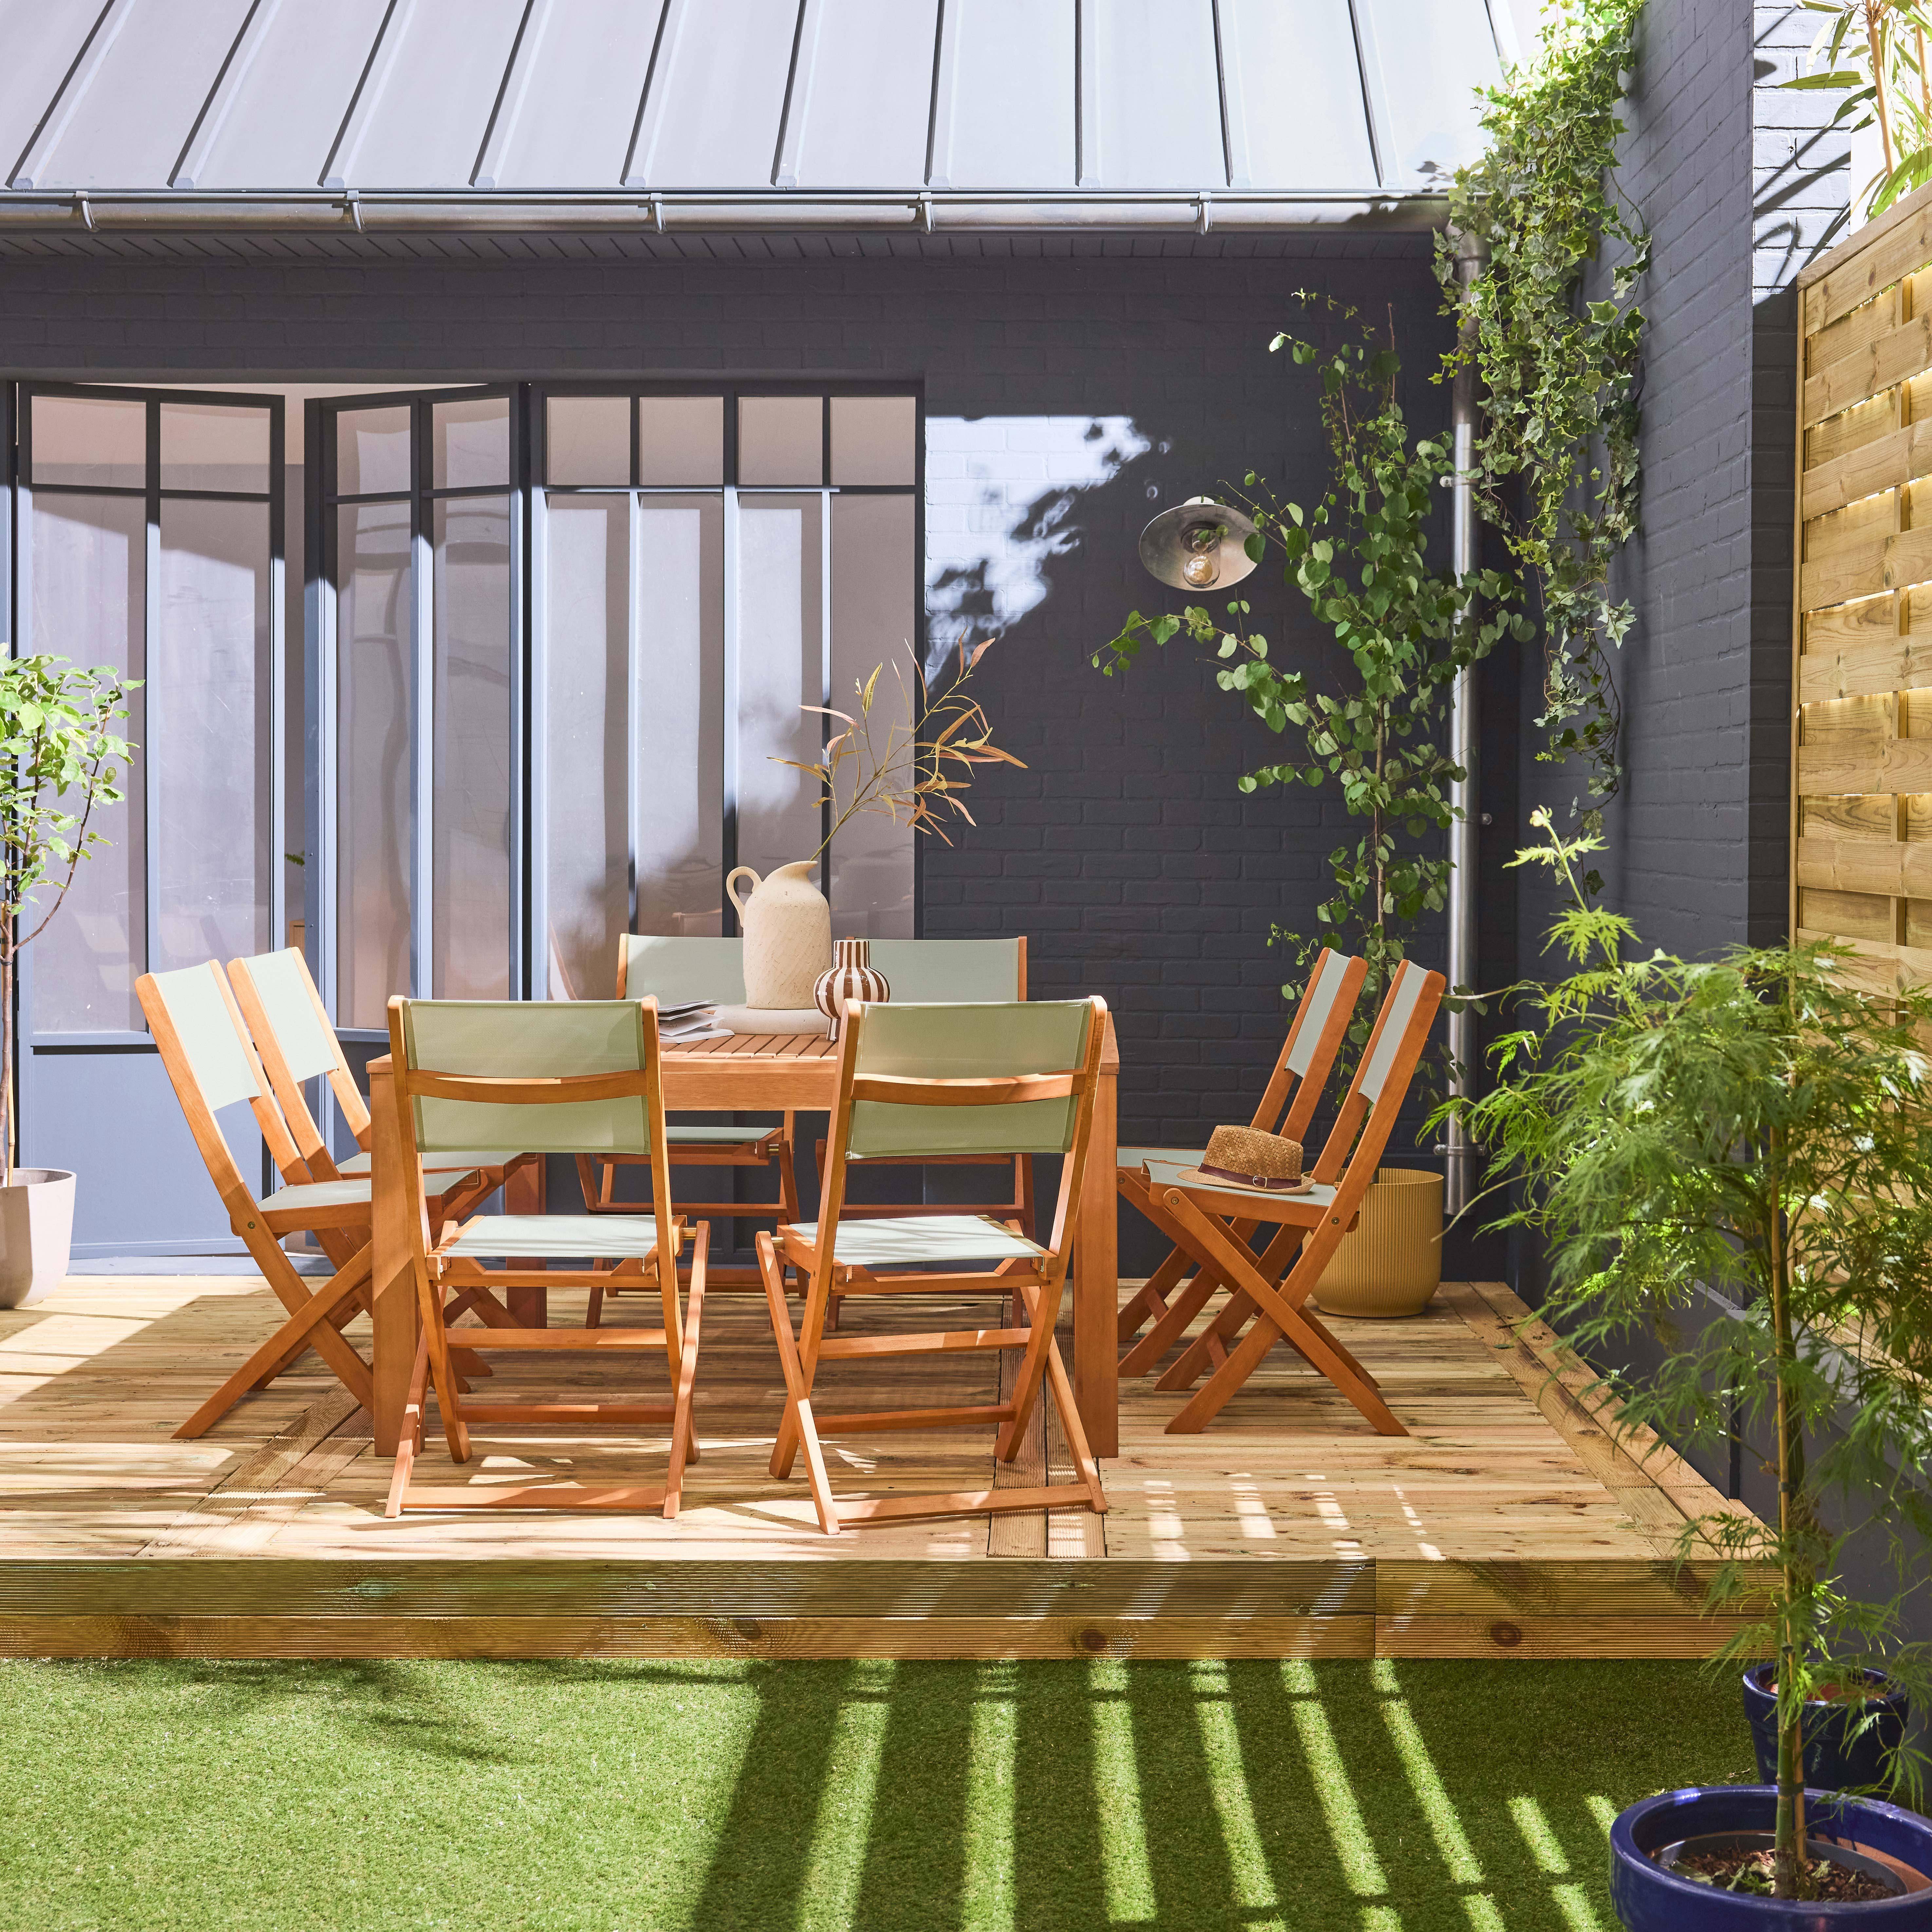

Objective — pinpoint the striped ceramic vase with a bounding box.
[813,938,890,1043]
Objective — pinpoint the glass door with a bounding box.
[311,389,523,1039]
[13,384,284,1255]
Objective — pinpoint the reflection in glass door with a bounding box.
[315,390,520,1032]
[14,385,283,1254]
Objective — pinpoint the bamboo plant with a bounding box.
[0,656,134,1186]
[1439,812,1932,1901]
[1789,1,1932,217]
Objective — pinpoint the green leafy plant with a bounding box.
[1095,300,1526,1053]
[1438,0,1647,883]
[1789,2,1932,218]
[1439,811,1932,1899]
[778,642,1023,860]
[0,656,134,1187]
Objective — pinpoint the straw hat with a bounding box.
[1177,1124,1310,1194]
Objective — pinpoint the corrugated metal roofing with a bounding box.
[0,0,1511,235]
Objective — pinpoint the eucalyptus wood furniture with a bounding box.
[136,961,491,1439]
[577,937,798,1252]
[366,1012,1122,1457]
[381,996,708,1519]
[228,947,529,1195]
[1116,959,1444,1437]
[1113,946,1367,1376]
[756,997,1109,1534]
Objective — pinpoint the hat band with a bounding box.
[1198,1161,1302,1192]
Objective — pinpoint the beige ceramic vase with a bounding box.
[813,938,891,1042]
[1309,1167,1444,1318]
[726,860,833,1009]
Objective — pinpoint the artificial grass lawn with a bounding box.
[0,1656,1751,1932]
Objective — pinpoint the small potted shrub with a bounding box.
[1443,814,1932,1920]
[0,655,133,1307]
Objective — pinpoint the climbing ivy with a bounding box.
[1438,0,1648,885]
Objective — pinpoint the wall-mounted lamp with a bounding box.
[1137,495,1259,592]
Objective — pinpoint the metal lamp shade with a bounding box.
[1137,496,1259,591]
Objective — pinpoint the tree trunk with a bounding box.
[1769,1159,1811,1900]
[2,949,13,1191]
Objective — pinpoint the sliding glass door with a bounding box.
[14,385,283,1254]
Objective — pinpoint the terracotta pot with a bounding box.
[813,938,891,1042]
[1310,1166,1443,1318]
[725,860,832,1009]
[0,1168,76,1310]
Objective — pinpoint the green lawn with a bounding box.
[0,1655,1752,1931]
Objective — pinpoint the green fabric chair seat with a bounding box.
[666,1124,773,1146]
[333,1147,501,1177]
[785,1213,1045,1268]
[446,1214,672,1261]
[1118,1144,1205,1171]
[1140,1156,1337,1213]
[264,1178,376,1216]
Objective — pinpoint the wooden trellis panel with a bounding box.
[1795,185,1932,994]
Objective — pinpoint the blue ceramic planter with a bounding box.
[1611,1787,1932,1929]
[1743,1667,1910,1793]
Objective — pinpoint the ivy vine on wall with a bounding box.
[1438,0,1648,886]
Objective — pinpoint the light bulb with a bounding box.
[1181,548,1220,588]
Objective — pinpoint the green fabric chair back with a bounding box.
[867,939,1022,1003]
[234,948,339,1082]
[145,963,263,1113]
[618,935,745,1006]
[1360,962,1430,1105]
[845,1000,1092,1160]
[398,1000,660,1154]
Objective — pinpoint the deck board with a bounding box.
[0,1275,1759,1657]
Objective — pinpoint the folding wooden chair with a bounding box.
[1114,946,1367,1376]
[1115,959,1444,1437]
[136,962,491,1440]
[227,947,529,1195]
[383,995,708,1520]
[757,996,1109,1536]
[574,936,798,1251]
[814,938,1038,1235]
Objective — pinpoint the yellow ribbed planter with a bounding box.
[1310,1166,1444,1319]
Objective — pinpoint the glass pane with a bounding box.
[736,494,824,894]
[153,499,271,974]
[335,405,411,497]
[738,396,822,487]
[432,496,513,999]
[828,495,916,937]
[639,396,724,486]
[337,501,413,1028]
[543,495,630,994]
[635,495,724,937]
[160,403,271,494]
[830,396,917,486]
[432,396,510,491]
[28,494,145,1032]
[546,395,629,487]
[31,394,145,489]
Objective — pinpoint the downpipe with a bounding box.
[1444,231,1484,1220]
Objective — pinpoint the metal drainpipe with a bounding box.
[1445,229,1484,1220]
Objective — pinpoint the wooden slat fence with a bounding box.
[1795,183,1932,992]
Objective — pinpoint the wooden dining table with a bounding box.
[365,1013,1121,1461]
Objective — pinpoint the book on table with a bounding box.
[654,999,728,1044]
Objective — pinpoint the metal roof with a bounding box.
[0,0,1511,241]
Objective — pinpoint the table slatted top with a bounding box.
[663,1032,837,1062]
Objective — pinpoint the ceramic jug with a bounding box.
[726,859,832,1008]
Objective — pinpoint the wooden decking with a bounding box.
[0,1273,1756,1659]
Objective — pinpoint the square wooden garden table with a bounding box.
[365,1014,1121,1459]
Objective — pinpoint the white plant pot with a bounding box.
[0,1168,76,1310]
[1310,1167,1443,1319]
[726,860,833,1009]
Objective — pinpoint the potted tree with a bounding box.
[1097,299,1526,1314]
[0,654,133,1307]
[1443,812,1932,1919]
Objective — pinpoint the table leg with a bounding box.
[1073,1057,1119,1458]
[505,1155,548,1327]
[369,1060,417,1457]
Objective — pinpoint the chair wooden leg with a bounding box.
[384,1332,432,1518]
[417,1273,471,1463]
[1032,1287,1108,1514]
[663,1224,708,1520]
[1121,1262,1228,1378]
[756,1233,839,1533]
[1116,1244,1191,1344]
[995,1275,1064,1462]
